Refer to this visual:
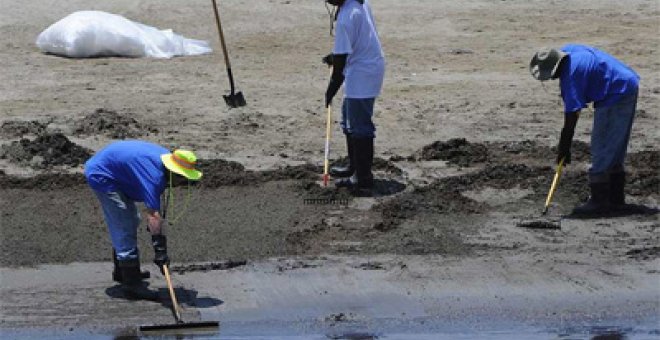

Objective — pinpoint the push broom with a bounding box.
[139,183,219,335]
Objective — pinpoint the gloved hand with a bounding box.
[322,53,333,66]
[557,127,573,165]
[152,234,170,275]
[326,77,343,108]
[325,88,334,108]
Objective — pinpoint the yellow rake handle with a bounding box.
[323,104,332,186]
[543,158,565,215]
[163,264,183,323]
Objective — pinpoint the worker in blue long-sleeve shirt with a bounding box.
[85,140,202,300]
[530,44,639,216]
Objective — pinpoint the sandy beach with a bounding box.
[1,0,658,338]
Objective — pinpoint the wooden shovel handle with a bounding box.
[211,0,231,68]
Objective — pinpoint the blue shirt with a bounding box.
[559,44,639,114]
[333,0,385,98]
[84,141,168,211]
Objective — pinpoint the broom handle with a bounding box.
[163,264,183,323]
[543,158,564,214]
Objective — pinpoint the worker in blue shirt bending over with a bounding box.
[323,0,385,196]
[85,141,202,300]
[530,44,639,217]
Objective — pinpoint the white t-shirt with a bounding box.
[333,0,385,99]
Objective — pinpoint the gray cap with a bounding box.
[530,48,567,81]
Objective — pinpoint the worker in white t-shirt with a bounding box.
[324,0,385,196]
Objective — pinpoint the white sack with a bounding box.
[36,11,212,58]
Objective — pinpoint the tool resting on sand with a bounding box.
[211,0,246,108]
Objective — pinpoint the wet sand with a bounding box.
[1,256,658,338]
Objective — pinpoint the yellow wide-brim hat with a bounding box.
[161,149,202,181]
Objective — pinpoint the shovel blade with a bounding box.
[223,92,246,108]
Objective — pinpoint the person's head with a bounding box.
[161,149,202,181]
[529,48,567,81]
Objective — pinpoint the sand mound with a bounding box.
[411,138,488,166]
[0,133,91,169]
[73,108,156,139]
[0,120,48,138]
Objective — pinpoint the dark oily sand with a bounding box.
[0,119,48,137]
[73,108,158,139]
[516,219,561,229]
[172,260,248,274]
[0,133,92,168]
[405,138,592,167]
[410,138,489,166]
[1,144,658,266]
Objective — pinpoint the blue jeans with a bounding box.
[589,92,637,183]
[93,190,141,261]
[341,97,376,138]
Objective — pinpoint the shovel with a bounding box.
[211,0,246,108]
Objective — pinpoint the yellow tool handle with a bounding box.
[322,66,334,187]
[323,104,332,178]
[543,158,565,214]
[163,264,183,323]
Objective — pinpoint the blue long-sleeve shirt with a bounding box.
[84,141,168,211]
[559,44,639,114]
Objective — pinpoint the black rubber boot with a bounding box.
[118,259,159,301]
[571,182,611,217]
[335,174,357,188]
[330,134,354,178]
[352,137,374,196]
[112,249,149,283]
[335,136,357,188]
[609,172,626,207]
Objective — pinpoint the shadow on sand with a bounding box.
[105,284,224,311]
[566,203,659,219]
